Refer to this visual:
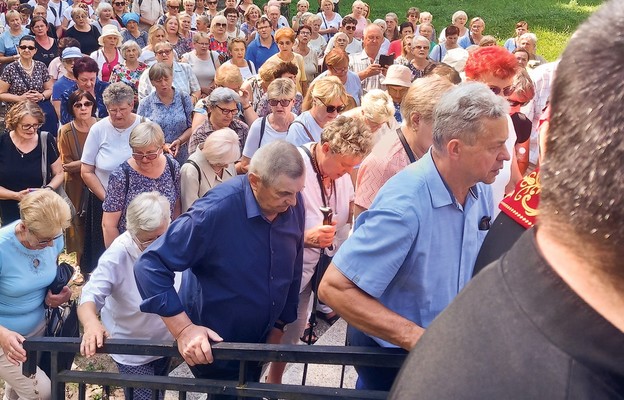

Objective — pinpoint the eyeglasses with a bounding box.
[489,85,514,97]
[168,4,179,8]
[155,49,172,55]
[344,25,356,31]
[413,45,429,50]
[299,31,311,35]
[214,22,226,28]
[330,65,348,73]
[20,123,42,131]
[74,14,87,19]
[113,1,125,5]
[73,100,94,109]
[132,233,161,248]
[132,149,162,160]
[207,1,217,4]
[269,99,292,107]
[316,98,345,114]
[508,99,530,107]
[196,41,210,46]
[31,230,64,245]
[19,45,36,50]
[215,104,238,115]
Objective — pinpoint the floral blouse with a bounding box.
[0,60,49,95]
[209,35,230,63]
[109,62,148,92]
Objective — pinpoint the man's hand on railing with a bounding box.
[176,324,223,366]
[0,326,27,365]
[80,321,110,358]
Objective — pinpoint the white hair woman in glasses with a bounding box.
[180,128,240,211]
[0,190,71,400]
[79,191,177,400]
[102,121,181,248]
[0,101,64,225]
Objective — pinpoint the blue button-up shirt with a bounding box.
[134,175,305,345]
[60,79,109,124]
[333,150,493,347]
[245,35,279,70]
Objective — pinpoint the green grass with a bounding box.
[284,0,604,61]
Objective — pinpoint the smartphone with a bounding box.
[378,54,394,67]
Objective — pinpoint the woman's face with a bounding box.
[418,25,431,39]
[212,20,226,34]
[132,144,162,170]
[313,97,344,126]
[103,35,119,48]
[269,96,293,116]
[107,102,133,127]
[184,3,194,13]
[297,3,308,13]
[77,71,97,92]
[155,47,174,65]
[514,51,529,68]
[445,34,458,47]
[229,42,246,59]
[195,37,210,54]
[280,72,296,83]
[322,1,332,12]
[519,38,535,54]
[73,12,89,27]
[15,115,41,141]
[352,3,363,17]
[224,0,235,8]
[24,225,62,250]
[72,96,95,120]
[335,36,348,48]
[319,145,362,180]
[152,29,166,43]
[100,7,112,19]
[311,21,321,33]
[328,60,348,79]
[277,38,293,53]
[18,40,36,61]
[454,15,467,27]
[471,20,484,35]
[133,220,167,251]
[166,1,180,14]
[207,0,217,10]
[411,39,429,59]
[515,25,527,37]
[124,45,138,60]
[420,15,431,24]
[298,28,311,44]
[166,18,179,33]
[113,0,125,11]
[210,101,238,129]
[180,16,191,31]
[385,18,396,32]
[8,15,22,30]
[31,20,48,37]
[126,20,138,32]
[247,9,259,21]
[401,27,413,37]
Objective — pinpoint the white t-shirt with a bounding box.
[62,5,95,28]
[223,59,256,80]
[324,36,362,55]
[81,115,145,189]
[80,232,181,365]
[317,12,341,41]
[285,111,323,147]
[298,143,354,290]
[242,113,295,158]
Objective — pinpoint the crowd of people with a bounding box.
[0,0,622,399]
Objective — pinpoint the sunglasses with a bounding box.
[508,99,530,107]
[344,25,356,31]
[73,100,94,108]
[19,45,36,50]
[113,1,125,5]
[269,99,292,107]
[316,98,345,114]
[155,49,172,55]
[489,85,514,97]
[214,22,227,28]
[215,104,238,115]
[132,149,162,160]
[413,45,429,50]
[207,1,217,3]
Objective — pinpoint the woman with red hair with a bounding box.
[464,46,522,212]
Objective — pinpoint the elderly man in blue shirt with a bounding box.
[319,82,511,391]
[134,140,305,395]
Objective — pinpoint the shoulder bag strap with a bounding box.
[40,131,48,186]
[257,116,267,149]
[185,159,201,185]
[290,120,315,142]
[122,162,130,200]
[69,122,82,159]
[396,127,417,163]
[299,144,330,207]
[166,155,175,184]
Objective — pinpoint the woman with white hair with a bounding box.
[92,2,121,33]
[373,18,390,55]
[346,0,367,40]
[180,128,240,211]
[90,24,124,82]
[102,121,181,247]
[240,78,296,172]
[267,115,374,383]
[109,40,148,110]
[79,191,176,400]
[438,10,469,44]
[406,35,432,80]
[208,15,230,62]
[317,0,341,42]
[344,89,395,136]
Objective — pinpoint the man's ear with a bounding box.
[446,138,462,160]
[248,172,261,191]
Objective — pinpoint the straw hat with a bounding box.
[97,25,123,47]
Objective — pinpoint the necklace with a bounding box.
[13,225,42,273]
[15,145,26,158]
[18,58,34,73]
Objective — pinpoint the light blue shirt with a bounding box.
[285,111,323,147]
[333,150,493,347]
[0,221,64,335]
[315,70,362,106]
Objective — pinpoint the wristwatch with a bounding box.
[273,321,288,332]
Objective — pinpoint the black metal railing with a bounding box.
[23,337,406,399]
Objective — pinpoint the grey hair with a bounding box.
[103,82,135,106]
[320,115,373,157]
[95,2,113,16]
[201,128,241,164]
[266,78,296,100]
[125,191,171,237]
[520,32,537,45]
[129,121,165,149]
[411,35,430,48]
[248,140,304,185]
[432,82,509,151]
[148,62,173,81]
[206,87,241,107]
[360,89,394,124]
[120,40,141,58]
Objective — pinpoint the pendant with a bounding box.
[33,258,40,268]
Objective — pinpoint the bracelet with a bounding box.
[175,323,193,341]
[42,185,53,190]
[243,104,252,110]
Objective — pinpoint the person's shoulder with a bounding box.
[194,175,247,209]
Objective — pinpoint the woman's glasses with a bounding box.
[155,49,172,56]
[132,149,162,160]
[113,1,125,5]
[19,45,36,50]
[489,85,514,97]
[508,99,530,107]
[20,123,42,131]
[30,229,64,245]
[73,101,94,109]
[268,99,292,107]
[214,22,227,28]
[316,98,345,114]
[215,104,238,115]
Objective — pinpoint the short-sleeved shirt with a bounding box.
[318,12,341,42]
[188,116,249,154]
[121,29,149,48]
[137,61,200,101]
[333,150,493,347]
[315,70,362,105]
[245,35,279,70]
[349,49,385,94]
[0,221,64,335]
[285,111,322,146]
[65,25,100,55]
[0,28,26,57]
[80,115,145,189]
[0,60,50,96]
[181,50,220,89]
[267,52,307,93]
[108,62,149,95]
[102,154,180,233]
[60,79,109,124]
[242,113,294,159]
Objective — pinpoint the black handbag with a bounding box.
[47,262,74,295]
[39,300,80,376]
